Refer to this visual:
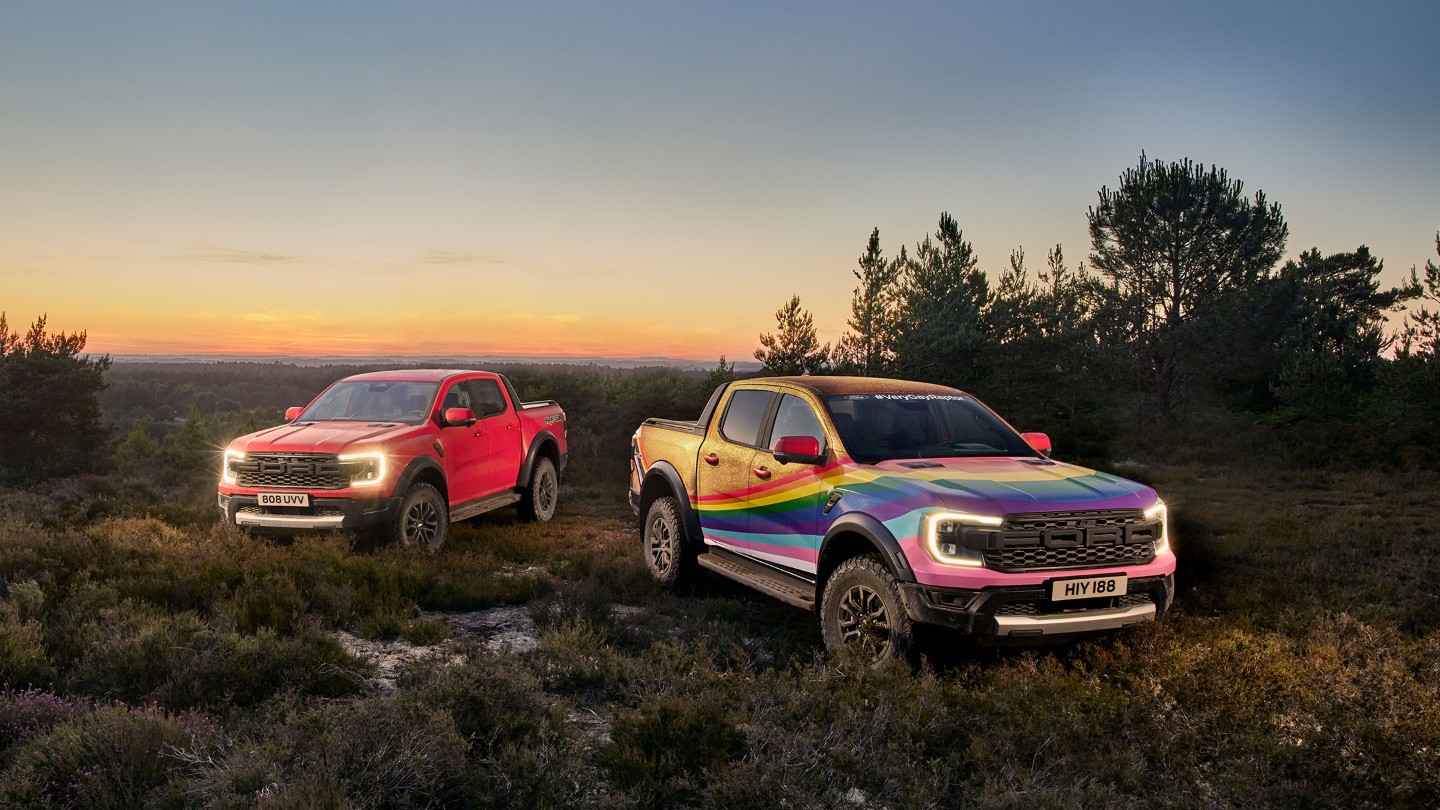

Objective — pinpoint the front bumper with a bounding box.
[218,493,401,532]
[900,574,1174,638]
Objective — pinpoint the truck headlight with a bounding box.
[339,452,387,488]
[925,511,1004,567]
[221,449,245,484]
[1145,500,1169,555]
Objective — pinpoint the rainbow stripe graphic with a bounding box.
[692,456,1155,575]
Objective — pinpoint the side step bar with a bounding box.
[450,491,521,522]
[697,548,816,610]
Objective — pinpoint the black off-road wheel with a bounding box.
[386,483,448,552]
[518,457,558,522]
[643,495,697,589]
[820,555,916,664]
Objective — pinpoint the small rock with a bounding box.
[843,787,867,806]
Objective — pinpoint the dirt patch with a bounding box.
[336,606,546,691]
[333,631,464,692]
[447,606,541,654]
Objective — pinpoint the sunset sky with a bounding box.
[2,1,1437,361]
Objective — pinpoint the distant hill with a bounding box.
[108,353,761,372]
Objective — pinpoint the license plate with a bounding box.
[1050,574,1127,602]
[258,492,310,507]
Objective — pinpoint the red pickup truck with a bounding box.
[218,369,566,550]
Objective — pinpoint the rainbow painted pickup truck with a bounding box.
[629,376,1175,660]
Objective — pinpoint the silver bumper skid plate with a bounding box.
[233,512,347,530]
[994,603,1156,637]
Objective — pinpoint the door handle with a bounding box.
[753,466,771,480]
[703,453,719,465]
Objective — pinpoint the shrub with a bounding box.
[188,695,466,809]
[0,702,219,809]
[600,695,745,806]
[0,591,50,688]
[0,689,79,755]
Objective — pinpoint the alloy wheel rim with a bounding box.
[837,584,892,655]
[405,500,440,548]
[537,470,556,514]
[647,515,673,573]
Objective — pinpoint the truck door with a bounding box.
[696,388,773,558]
[749,393,831,575]
[464,378,523,495]
[435,380,488,504]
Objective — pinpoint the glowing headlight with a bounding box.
[221,449,245,484]
[1145,499,1170,555]
[339,452,387,488]
[925,511,1004,567]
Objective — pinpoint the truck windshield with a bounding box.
[298,381,440,425]
[823,394,1038,463]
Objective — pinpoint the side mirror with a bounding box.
[443,407,477,427]
[285,406,304,421]
[773,435,824,465]
[1021,432,1052,456]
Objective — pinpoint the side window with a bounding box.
[439,383,472,413]
[719,390,773,447]
[767,394,826,451]
[464,379,508,419]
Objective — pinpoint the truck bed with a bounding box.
[642,417,704,435]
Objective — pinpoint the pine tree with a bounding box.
[754,296,831,375]
[1088,153,1289,416]
[835,228,902,376]
[892,212,991,388]
[0,314,112,483]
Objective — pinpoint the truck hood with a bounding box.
[233,421,424,455]
[852,457,1156,517]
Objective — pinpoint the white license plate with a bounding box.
[1050,574,1127,602]
[258,492,310,507]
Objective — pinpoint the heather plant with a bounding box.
[0,593,50,688]
[600,695,746,807]
[0,688,79,754]
[186,694,467,809]
[0,702,220,809]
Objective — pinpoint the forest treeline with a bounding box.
[2,153,1438,492]
[756,154,1440,464]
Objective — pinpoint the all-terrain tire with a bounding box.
[385,483,448,552]
[819,555,916,664]
[517,457,559,522]
[642,495,698,589]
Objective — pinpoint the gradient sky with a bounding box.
[2,1,1437,360]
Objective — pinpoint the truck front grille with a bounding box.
[983,542,1156,571]
[969,509,1160,572]
[233,453,347,490]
